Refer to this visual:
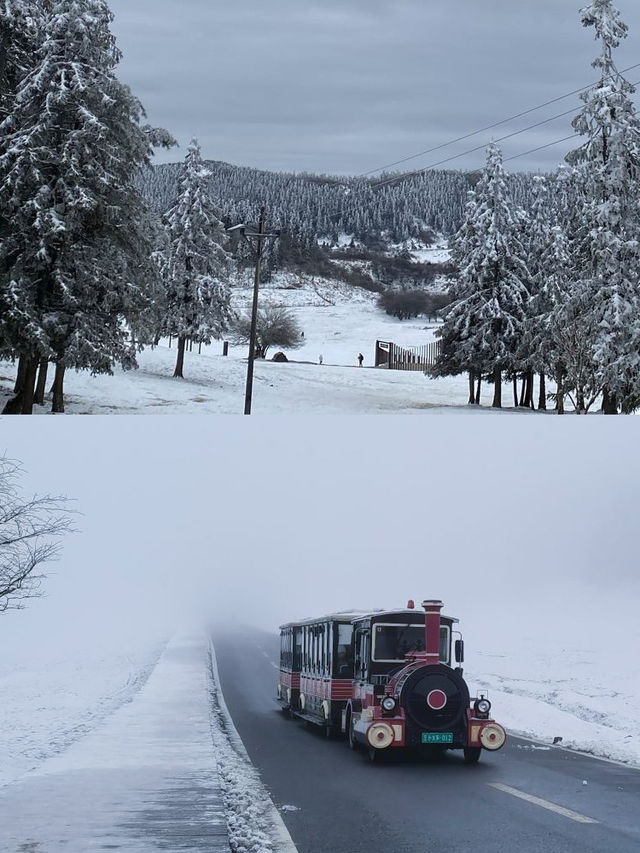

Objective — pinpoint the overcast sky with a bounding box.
[1,418,639,661]
[107,0,640,175]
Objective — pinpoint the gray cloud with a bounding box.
[109,0,640,175]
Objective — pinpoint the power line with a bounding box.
[370,75,640,189]
[361,61,640,180]
[504,134,579,163]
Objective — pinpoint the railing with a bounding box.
[375,339,441,371]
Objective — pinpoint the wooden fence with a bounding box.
[375,339,442,371]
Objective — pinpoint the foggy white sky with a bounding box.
[106,0,640,175]
[1,418,638,660]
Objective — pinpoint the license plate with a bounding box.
[422,732,453,744]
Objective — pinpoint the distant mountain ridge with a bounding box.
[138,160,538,291]
[139,159,537,245]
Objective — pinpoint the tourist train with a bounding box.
[277,599,506,763]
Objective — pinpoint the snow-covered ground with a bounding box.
[466,624,640,768]
[0,275,550,415]
[0,639,164,788]
[0,634,229,853]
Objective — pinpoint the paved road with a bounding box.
[212,627,640,853]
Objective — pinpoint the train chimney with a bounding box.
[421,599,443,665]
[407,599,415,609]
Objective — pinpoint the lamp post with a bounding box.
[228,207,280,415]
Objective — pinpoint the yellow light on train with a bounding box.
[479,723,506,751]
[367,723,394,750]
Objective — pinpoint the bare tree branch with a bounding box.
[0,458,75,612]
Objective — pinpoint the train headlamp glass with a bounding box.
[475,698,491,716]
[381,696,397,712]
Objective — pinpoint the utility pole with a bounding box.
[227,208,280,415]
[245,207,266,415]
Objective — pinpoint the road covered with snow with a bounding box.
[0,635,229,853]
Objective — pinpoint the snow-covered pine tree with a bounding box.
[0,0,44,382]
[434,144,530,407]
[161,139,233,378]
[0,1,41,113]
[542,167,598,413]
[0,0,174,414]
[434,188,483,404]
[565,0,640,413]
[518,176,554,410]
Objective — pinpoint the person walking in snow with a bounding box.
[319,355,323,365]
[358,353,364,367]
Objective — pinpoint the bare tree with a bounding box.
[0,458,75,612]
[232,304,304,359]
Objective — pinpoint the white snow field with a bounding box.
[0,635,229,853]
[466,622,640,769]
[0,275,550,415]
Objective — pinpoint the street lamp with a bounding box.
[228,207,281,415]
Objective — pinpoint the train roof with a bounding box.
[279,610,370,629]
[280,607,459,630]
[352,609,459,625]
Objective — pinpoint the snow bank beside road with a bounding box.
[467,632,640,768]
[208,639,298,853]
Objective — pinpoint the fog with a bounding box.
[106,0,640,174]
[1,417,638,661]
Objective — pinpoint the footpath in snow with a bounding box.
[0,635,229,853]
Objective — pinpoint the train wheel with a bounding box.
[464,747,481,764]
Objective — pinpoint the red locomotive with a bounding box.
[277,599,506,763]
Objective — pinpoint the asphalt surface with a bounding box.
[212,627,640,853]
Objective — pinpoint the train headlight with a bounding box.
[475,698,491,716]
[479,723,506,751]
[367,723,394,749]
[381,696,396,712]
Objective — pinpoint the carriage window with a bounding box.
[334,624,354,677]
[355,630,369,679]
[372,624,451,663]
[293,628,302,670]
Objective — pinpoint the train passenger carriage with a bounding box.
[277,598,506,764]
[277,611,365,735]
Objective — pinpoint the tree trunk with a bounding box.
[555,367,565,415]
[519,376,526,406]
[2,355,30,413]
[492,368,502,408]
[577,389,585,414]
[20,357,38,415]
[527,369,535,409]
[475,375,481,406]
[538,372,547,411]
[51,362,66,413]
[34,359,49,406]
[174,336,186,378]
[512,376,518,407]
[13,355,27,394]
[602,387,618,415]
[468,371,475,405]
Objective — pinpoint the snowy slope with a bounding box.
[0,641,164,788]
[466,627,640,768]
[0,274,549,415]
[0,634,229,853]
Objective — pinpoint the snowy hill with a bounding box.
[0,272,549,415]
